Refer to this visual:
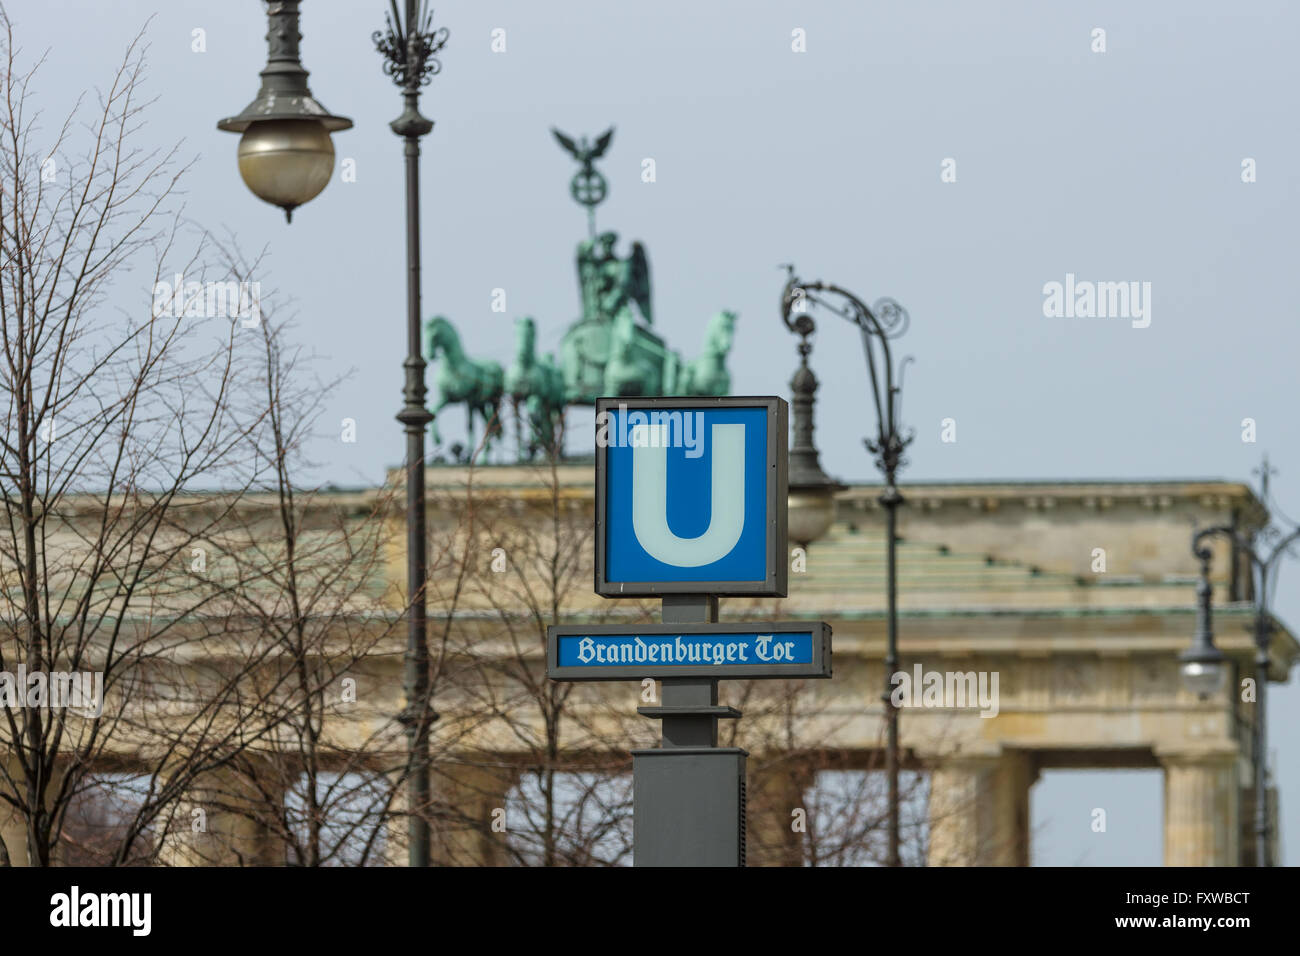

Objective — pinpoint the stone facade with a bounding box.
[0,468,1291,866]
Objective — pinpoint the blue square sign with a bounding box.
[594,396,788,596]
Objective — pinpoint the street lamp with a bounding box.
[218,0,449,867]
[1185,460,1300,866]
[1181,537,1227,697]
[216,1,352,222]
[780,265,913,866]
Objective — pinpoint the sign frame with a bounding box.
[547,621,830,681]
[593,395,789,598]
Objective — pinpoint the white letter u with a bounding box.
[631,423,745,567]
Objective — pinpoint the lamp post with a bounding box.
[780,265,913,866]
[1185,468,1300,867]
[218,0,448,867]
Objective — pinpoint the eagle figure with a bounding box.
[551,126,615,167]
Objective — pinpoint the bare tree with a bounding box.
[153,293,415,866]
[0,11,314,866]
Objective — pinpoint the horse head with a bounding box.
[706,310,737,357]
[425,315,458,359]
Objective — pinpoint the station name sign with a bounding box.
[547,622,831,681]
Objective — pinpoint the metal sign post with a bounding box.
[548,396,832,866]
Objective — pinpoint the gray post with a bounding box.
[632,595,748,866]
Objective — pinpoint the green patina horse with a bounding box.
[678,310,736,396]
[424,316,504,453]
[505,317,567,457]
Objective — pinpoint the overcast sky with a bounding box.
[17,0,1300,866]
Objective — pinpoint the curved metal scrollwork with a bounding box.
[779,264,914,484]
[871,297,910,339]
[374,1,449,93]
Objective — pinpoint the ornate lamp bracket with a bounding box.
[374,1,449,137]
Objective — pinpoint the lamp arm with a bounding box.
[782,277,895,443]
[1263,523,1300,569]
[1192,524,1255,567]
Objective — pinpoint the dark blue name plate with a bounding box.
[547,622,831,681]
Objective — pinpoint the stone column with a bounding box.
[746,759,812,867]
[0,760,29,866]
[0,757,67,866]
[927,751,1035,866]
[1159,749,1239,867]
[429,760,519,867]
[158,761,288,866]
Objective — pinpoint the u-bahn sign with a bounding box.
[548,393,828,867]
[594,396,788,597]
[547,621,831,681]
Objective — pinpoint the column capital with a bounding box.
[917,746,1021,769]
[1154,745,1239,767]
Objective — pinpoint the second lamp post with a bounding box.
[781,266,913,866]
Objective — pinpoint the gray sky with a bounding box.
[18,0,1300,865]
